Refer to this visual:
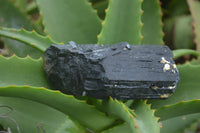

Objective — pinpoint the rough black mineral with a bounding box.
[44,42,180,100]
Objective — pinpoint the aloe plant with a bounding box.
[0,0,200,132]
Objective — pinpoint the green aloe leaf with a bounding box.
[0,86,116,132]
[141,0,163,44]
[102,98,139,133]
[36,0,101,44]
[26,1,38,14]
[93,0,108,20]
[190,58,200,65]
[184,120,199,133]
[0,27,58,52]
[155,99,200,121]
[187,0,200,52]
[163,18,174,48]
[0,96,86,133]
[0,0,31,30]
[102,99,160,133]
[33,16,45,36]
[102,123,132,133]
[13,0,27,11]
[173,49,199,59]
[149,63,200,109]
[131,100,160,133]
[0,0,42,58]
[12,0,44,35]
[173,16,194,49]
[166,0,189,17]
[0,55,51,88]
[160,113,200,133]
[98,0,143,44]
[163,16,195,49]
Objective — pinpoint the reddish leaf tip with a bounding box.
[134,123,138,128]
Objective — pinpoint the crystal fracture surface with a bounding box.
[44,42,180,100]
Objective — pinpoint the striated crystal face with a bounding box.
[44,42,180,100]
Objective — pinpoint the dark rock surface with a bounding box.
[44,42,180,100]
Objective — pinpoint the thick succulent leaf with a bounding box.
[141,0,163,44]
[98,0,143,44]
[173,49,199,59]
[0,96,86,133]
[187,0,200,52]
[163,18,174,47]
[103,99,160,133]
[0,0,42,58]
[190,58,200,65]
[93,0,108,20]
[163,16,195,49]
[103,114,200,133]
[0,27,58,52]
[131,100,160,133]
[0,0,31,29]
[0,86,116,132]
[26,1,38,14]
[173,16,194,49]
[12,0,43,35]
[13,0,27,11]
[33,16,45,36]
[102,98,139,133]
[166,0,189,17]
[160,113,200,133]
[0,55,51,88]
[155,99,200,121]
[102,123,132,133]
[89,0,101,4]
[184,121,199,133]
[149,63,200,109]
[36,0,101,44]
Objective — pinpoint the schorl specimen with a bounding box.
[44,42,180,100]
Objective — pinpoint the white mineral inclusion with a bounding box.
[160,57,170,64]
[126,44,131,49]
[163,64,170,71]
[160,94,170,98]
[172,64,177,69]
[168,86,176,89]
[82,91,86,96]
[69,41,77,49]
[172,69,176,74]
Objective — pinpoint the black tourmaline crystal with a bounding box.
[44,42,180,100]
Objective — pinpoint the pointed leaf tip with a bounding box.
[0,27,58,52]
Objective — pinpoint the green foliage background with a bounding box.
[0,0,200,132]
